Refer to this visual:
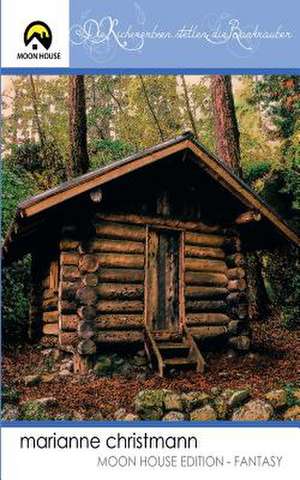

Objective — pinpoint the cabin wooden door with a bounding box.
[146,228,182,331]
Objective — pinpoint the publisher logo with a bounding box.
[1,0,69,67]
[17,19,61,61]
[24,21,52,50]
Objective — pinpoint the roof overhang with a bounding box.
[3,132,299,262]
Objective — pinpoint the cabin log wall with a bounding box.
[93,217,145,344]
[37,211,251,363]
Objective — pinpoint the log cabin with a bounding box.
[3,132,299,376]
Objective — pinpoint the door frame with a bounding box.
[144,224,185,331]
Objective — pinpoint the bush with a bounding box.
[244,161,272,184]
[2,385,20,405]
[2,162,37,344]
[20,401,48,421]
[89,138,135,169]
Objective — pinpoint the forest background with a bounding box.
[1,74,299,343]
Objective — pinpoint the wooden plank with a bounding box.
[146,229,159,329]
[43,311,58,323]
[60,253,80,265]
[185,258,227,273]
[185,286,228,299]
[89,238,144,254]
[95,221,145,241]
[42,288,57,300]
[179,231,185,331]
[185,232,225,247]
[185,245,225,259]
[96,283,144,300]
[95,314,143,330]
[183,325,205,373]
[98,253,144,269]
[49,260,59,291]
[186,313,230,326]
[95,331,144,343]
[43,323,59,335]
[98,268,144,284]
[163,230,180,331]
[186,300,227,313]
[190,326,228,338]
[143,225,150,332]
[97,300,144,314]
[185,271,228,286]
[60,239,79,251]
[96,212,220,234]
[144,325,165,377]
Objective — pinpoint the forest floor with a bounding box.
[2,313,300,419]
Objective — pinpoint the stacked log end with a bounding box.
[30,254,59,347]
[57,240,80,354]
[224,233,251,352]
[184,229,250,350]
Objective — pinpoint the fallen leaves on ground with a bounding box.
[2,314,300,419]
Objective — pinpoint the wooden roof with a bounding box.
[3,132,299,262]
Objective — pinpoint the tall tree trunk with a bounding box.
[139,76,165,142]
[210,75,242,176]
[210,75,270,319]
[29,75,46,147]
[180,75,198,139]
[67,75,89,179]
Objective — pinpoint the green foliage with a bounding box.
[283,384,300,407]
[260,165,300,230]
[89,138,135,169]
[20,401,48,421]
[235,76,281,173]
[2,161,37,235]
[2,162,37,343]
[2,385,20,405]
[244,161,272,184]
[9,141,65,190]
[264,246,299,329]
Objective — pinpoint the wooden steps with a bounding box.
[158,341,190,359]
[144,326,206,377]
